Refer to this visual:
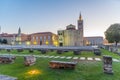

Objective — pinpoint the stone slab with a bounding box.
[48,56,54,58]
[54,56,60,58]
[95,58,101,61]
[34,55,42,57]
[113,59,120,62]
[87,57,93,60]
[60,56,65,59]
[66,57,72,59]
[73,57,79,59]
[80,57,86,60]
[44,56,49,58]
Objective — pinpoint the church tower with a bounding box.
[78,13,83,31]
[18,27,21,36]
[77,13,84,46]
[16,27,22,44]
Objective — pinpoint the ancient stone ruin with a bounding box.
[49,60,77,69]
[24,55,36,66]
[0,55,16,64]
[103,55,113,74]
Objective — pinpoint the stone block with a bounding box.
[87,57,93,60]
[80,57,85,60]
[24,55,36,66]
[103,55,113,74]
[57,50,63,54]
[41,49,47,54]
[73,50,81,55]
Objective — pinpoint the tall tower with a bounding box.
[18,27,21,36]
[16,27,22,44]
[78,13,83,30]
[77,13,84,46]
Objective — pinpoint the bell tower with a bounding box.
[78,13,83,30]
[16,27,22,44]
[18,27,21,36]
[77,13,84,46]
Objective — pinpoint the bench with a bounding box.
[49,60,77,69]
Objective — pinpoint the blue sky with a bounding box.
[0,0,120,37]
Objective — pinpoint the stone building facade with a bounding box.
[0,33,15,45]
[84,36,103,46]
[30,32,58,46]
[58,14,84,46]
[0,31,58,46]
[15,27,29,45]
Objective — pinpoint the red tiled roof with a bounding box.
[30,32,53,35]
[84,36,103,38]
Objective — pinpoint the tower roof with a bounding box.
[18,27,21,36]
[79,13,82,20]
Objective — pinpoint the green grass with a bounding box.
[101,49,120,59]
[0,49,120,80]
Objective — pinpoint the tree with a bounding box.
[105,23,120,46]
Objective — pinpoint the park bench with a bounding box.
[24,55,36,66]
[0,55,16,63]
[49,60,77,69]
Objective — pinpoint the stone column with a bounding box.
[103,55,113,74]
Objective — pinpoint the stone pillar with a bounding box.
[103,55,113,74]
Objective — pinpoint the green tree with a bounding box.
[105,23,120,46]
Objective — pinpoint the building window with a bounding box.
[36,36,38,41]
[48,36,51,40]
[40,36,42,41]
[44,36,46,42]
[32,36,34,41]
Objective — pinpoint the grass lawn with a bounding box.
[0,49,120,80]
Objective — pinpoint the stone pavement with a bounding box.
[0,75,17,80]
[0,53,120,62]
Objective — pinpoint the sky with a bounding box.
[0,0,120,37]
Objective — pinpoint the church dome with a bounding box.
[66,24,76,30]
